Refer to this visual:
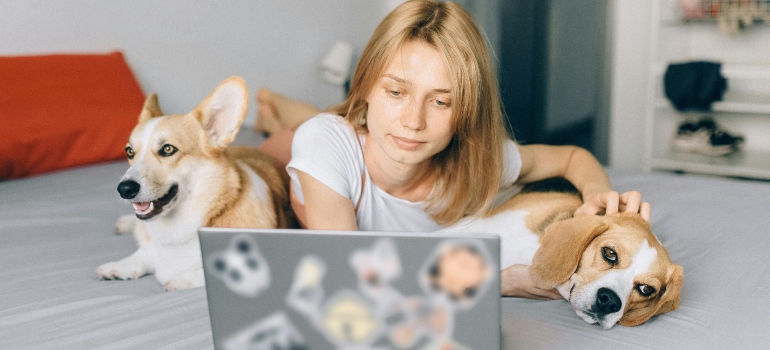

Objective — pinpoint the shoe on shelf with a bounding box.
[672,117,745,156]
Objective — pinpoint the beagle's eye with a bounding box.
[636,284,656,297]
[125,146,135,159]
[602,247,618,266]
[159,144,178,157]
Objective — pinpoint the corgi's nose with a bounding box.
[117,180,140,199]
[595,288,621,316]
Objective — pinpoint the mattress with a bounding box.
[502,169,770,349]
[2,130,769,349]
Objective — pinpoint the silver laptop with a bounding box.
[200,228,500,350]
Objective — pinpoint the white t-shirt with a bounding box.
[286,113,522,232]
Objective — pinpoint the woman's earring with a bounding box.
[359,114,367,126]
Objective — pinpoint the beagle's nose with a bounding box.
[595,287,622,315]
[117,180,141,199]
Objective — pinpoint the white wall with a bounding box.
[0,0,403,127]
[607,0,654,171]
[0,0,651,169]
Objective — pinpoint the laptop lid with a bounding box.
[200,228,500,350]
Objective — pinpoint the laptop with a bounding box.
[200,228,500,350]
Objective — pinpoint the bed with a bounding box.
[2,124,769,349]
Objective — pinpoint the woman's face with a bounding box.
[364,40,454,168]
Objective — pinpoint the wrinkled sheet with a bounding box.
[2,130,769,349]
[502,170,770,349]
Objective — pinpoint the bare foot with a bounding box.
[254,89,283,134]
[254,88,321,134]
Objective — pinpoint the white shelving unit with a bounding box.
[644,0,770,180]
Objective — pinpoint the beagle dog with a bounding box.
[443,178,683,329]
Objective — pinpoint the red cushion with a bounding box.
[0,52,144,179]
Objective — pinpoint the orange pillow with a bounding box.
[0,52,144,179]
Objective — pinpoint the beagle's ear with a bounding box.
[619,264,683,327]
[190,76,249,148]
[529,215,609,289]
[138,93,164,123]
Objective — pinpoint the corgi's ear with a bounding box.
[191,76,249,148]
[529,215,609,289]
[138,93,164,123]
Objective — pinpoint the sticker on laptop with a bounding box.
[286,255,327,321]
[319,289,383,348]
[221,311,306,350]
[418,238,495,311]
[386,296,454,348]
[207,234,271,298]
[349,237,404,315]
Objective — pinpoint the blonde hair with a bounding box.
[331,0,507,225]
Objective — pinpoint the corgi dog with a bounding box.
[96,76,293,291]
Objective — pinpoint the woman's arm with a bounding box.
[295,170,359,230]
[517,144,651,220]
[501,264,562,300]
[501,144,650,299]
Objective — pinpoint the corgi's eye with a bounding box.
[125,146,135,159]
[159,144,177,157]
[602,247,618,266]
[636,284,656,297]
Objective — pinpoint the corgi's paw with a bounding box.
[163,270,205,291]
[96,260,147,280]
[115,214,136,235]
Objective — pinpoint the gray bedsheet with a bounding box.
[2,131,769,349]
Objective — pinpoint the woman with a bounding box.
[257,0,650,300]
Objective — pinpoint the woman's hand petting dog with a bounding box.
[574,190,652,221]
[501,264,562,300]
